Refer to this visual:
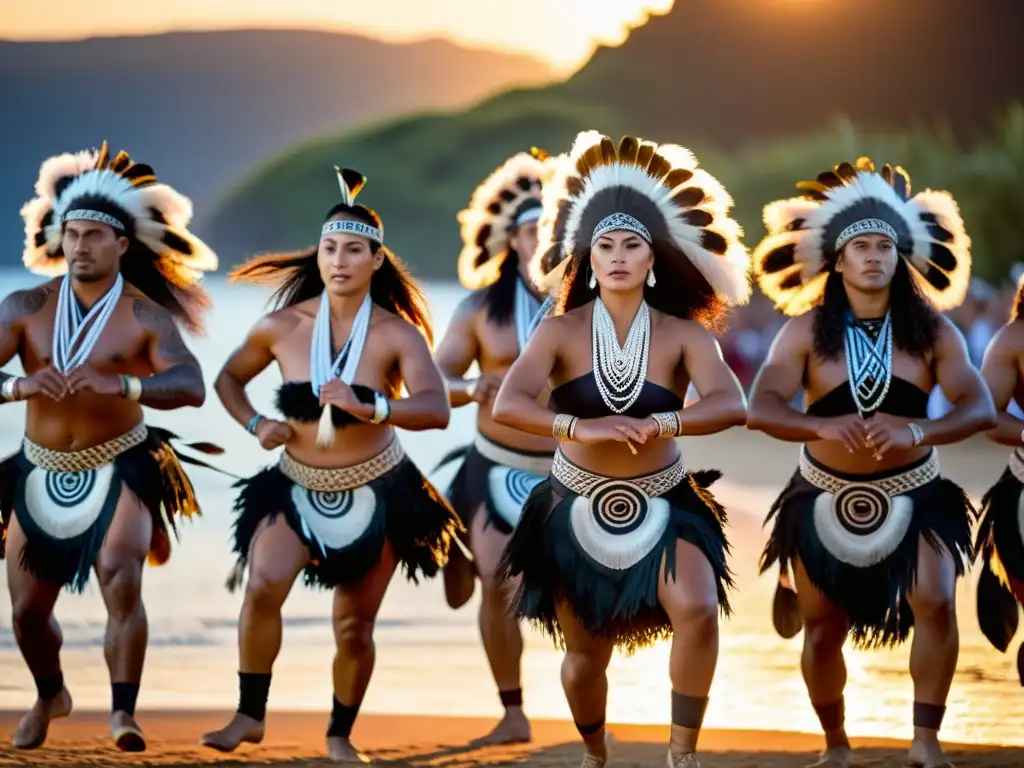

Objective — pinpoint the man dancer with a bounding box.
[748,157,995,767]
[0,142,219,751]
[975,276,1024,681]
[431,149,556,745]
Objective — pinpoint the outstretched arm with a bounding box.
[433,295,483,407]
[980,323,1024,447]
[919,317,997,445]
[671,327,747,435]
[132,299,206,409]
[491,318,561,437]
[747,317,823,441]
[380,323,450,430]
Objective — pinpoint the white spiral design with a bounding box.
[591,481,647,533]
[833,484,889,535]
[45,470,97,507]
[813,485,914,568]
[569,479,670,570]
[488,466,544,529]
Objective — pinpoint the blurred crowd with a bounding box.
[717,264,1024,414]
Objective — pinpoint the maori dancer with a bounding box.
[201,168,461,763]
[749,157,996,767]
[494,130,751,768]
[0,142,220,751]
[431,149,556,744]
[975,278,1024,683]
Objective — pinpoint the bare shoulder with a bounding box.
[129,294,177,333]
[548,304,588,334]
[775,311,815,350]
[986,319,1024,357]
[0,280,57,326]
[655,312,711,343]
[934,313,970,354]
[373,309,429,350]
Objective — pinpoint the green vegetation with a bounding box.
[213,99,1024,284]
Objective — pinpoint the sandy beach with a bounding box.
[1,711,1022,767]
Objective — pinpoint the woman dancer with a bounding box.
[749,157,994,767]
[494,131,751,768]
[201,168,461,763]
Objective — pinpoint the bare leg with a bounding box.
[469,507,530,746]
[905,538,959,768]
[201,516,308,751]
[658,539,720,766]
[793,559,853,768]
[326,541,398,764]
[94,486,152,751]
[5,513,71,749]
[554,599,615,768]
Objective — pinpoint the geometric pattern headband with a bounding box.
[591,212,652,246]
[835,218,898,253]
[320,219,382,244]
[62,209,125,231]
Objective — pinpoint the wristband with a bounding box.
[369,392,391,424]
[908,422,924,447]
[1,377,20,402]
[247,414,265,435]
[651,411,681,439]
[121,375,143,402]
[552,413,578,440]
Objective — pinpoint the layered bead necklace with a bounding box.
[591,297,650,414]
[52,273,124,373]
[843,310,893,416]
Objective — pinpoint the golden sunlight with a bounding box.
[1,0,676,72]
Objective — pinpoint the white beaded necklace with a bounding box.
[591,297,650,414]
[52,273,124,373]
[309,291,372,446]
[843,310,893,416]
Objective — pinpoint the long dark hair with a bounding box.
[119,240,211,335]
[480,250,520,325]
[812,258,940,359]
[556,241,729,332]
[230,202,434,345]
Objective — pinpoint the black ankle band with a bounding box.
[327,697,361,738]
[671,692,708,729]
[574,717,605,736]
[499,688,523,708]
[813,698,845,732]
[238,672,272,722]
[35,672,64,702]
[112,682,140,717]
[913,701,946,730]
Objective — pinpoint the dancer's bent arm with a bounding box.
[433,295,486,408]
[128,298,206,409]
[672,323,747,435]
[376,319,450,431]
[980,322,1024,447]
[0,286,68,403]
[864,317,995,455]
[215,314,279,431]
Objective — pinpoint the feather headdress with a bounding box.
[456,151,547,290]
[753,157,971,315]
[541,130,751,305]
[20,141,218,282]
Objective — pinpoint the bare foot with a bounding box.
[469,708,532,746]
[200,713,265,752]
[11,688,73,749]
[907,737,955,767]
[327,735,372,764]
[580,732,610,767]
[806,746,853,767]
[110,710,146,752]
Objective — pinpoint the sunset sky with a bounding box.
[1,0,675,71]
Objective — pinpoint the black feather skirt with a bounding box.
[230,441,462,591]
[0,426,209,593]
[760,448,975,650]
[974,453,1024,676]
[499,452,733,655]
[432,436,552,538]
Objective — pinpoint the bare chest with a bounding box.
[475,319,523,373]
[273,325,397,391]
[804,349,933,402]
[21,302,148,375]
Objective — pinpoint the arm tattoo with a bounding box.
[131,299,204,410]
[0,287,48,328]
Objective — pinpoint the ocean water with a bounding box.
[0,268,1021,746]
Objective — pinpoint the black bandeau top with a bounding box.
[548,372,684,420]
[276,382,378,427]
[805,377,929,419]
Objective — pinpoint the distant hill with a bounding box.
[211,0,1024,280]
[0,29,552,266]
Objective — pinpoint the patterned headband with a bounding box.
[62,208,125,231]
[321,219,382,244]
[591,212,652,246]
[835,218,898,253]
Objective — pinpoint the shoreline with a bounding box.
[1,711,1021,767]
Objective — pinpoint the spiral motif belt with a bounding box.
[279,439,405,493]
[798,448,939,568]
[475,434,553,475]
[23,423,148,473]
[553,450,684,570]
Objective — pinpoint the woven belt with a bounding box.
[23,423,148,473]
[475,434,553,475]
[798,448,939,497]
[1008,449,1024,485]
[279,439,405,493]
[551,449,685,498]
